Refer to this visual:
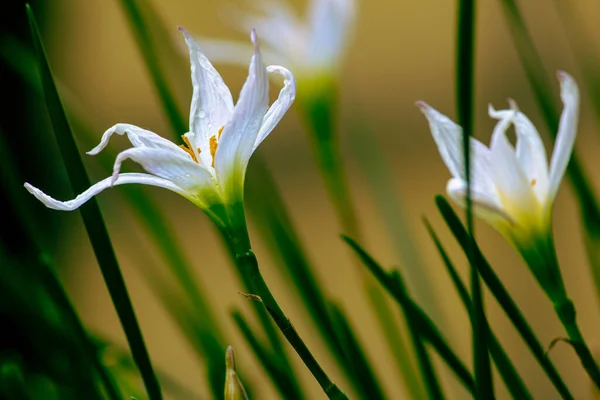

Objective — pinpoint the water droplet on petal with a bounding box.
[199,110,207,119]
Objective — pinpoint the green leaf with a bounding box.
[328,303,387,399]
[435,195,574,399]
[424,219,533,400]
[232,311,305,400]
[343,236,474,395]
[456,0,494,397]
[118,0,186,136]
[26,5,162,399]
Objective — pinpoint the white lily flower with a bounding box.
[418,71,579,247]
[195,0,355,79]
[24,28,296,224]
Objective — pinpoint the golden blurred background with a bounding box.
[32,0,600,398]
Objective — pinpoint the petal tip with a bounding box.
[250,28,259,49]
[415,101,430,112]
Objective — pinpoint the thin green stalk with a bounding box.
[221,203,348,400]
[118,0,186,135]
[498,0,600,301]
[388,272,445,400]
[424,219,533,400]
[232,311,304,400]
[456,0,493,397]
[435,195,574,399]
[343,236,474,395]
[26,5,162,399]
[328,303,387,399]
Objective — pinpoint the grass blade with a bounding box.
[343,236,474,395]
[435,195,574,399]
[26,5,162,399]
[328,303,387,399]
[232,311,305,400]
[424,219,533,400]
[456,0,493,396]
[118,0,186,136]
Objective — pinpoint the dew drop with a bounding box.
[199,109,207,119]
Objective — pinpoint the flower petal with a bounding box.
[253,65,296,150]
[489,102,549,202]
[447,178,514,227]
[417,102,496,196]
[548,71,579,201]
[489,111,538,216]
[179,27,234,146]
[215,30,269,195]
[112,147,217,195]
[307,0,356,70]
[24,173,189,211]
[87,123,182,155]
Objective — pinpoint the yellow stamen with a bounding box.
[179,135,198,163]
[210,135,218,167]
[530,179,537,187]
[218,125,225,139]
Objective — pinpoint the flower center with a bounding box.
[179,126,225,168]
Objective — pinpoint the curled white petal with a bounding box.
[253,65,296,150]
[489,111,538,216]
[179,26,234,147]
[24,173,189,211]
[87,123,182,155]
[111,147,216,194]
[215,30,269,189]
[447,178,514,226]
[489,101,549,202]
[417,101,497,196]
[548,71,579,201]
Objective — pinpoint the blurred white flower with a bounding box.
[25,28,295,221]
[418,71,579,245]
[196,0,356,78]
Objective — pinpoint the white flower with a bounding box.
[24,28,296,221]
[418,71,579,245]
[195,0,355,78]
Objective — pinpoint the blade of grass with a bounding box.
[232,310,305,400]
[248,158,401,398]
[26,5,162,399]
[424,219,533,400]
[498,0,600,301]
[118,0,186,136]
[456,0,493,397]
[328,302,387,399]
[435,195,574,399]
[343,236,474,395]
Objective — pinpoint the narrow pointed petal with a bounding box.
[548,71,580,201]
[112,147,217,195]
[417,102,496,195]
[447,178,514,227]
[489,112,538,215]
[193,37,284,67]
[179,27,234,145]
[215,30,269,194]
[24,173,189,211]
[87,123,182,155]
[307,0,356,69]
[489,103,549,202]
[253,65,296,150]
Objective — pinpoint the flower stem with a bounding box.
[225,204,348,400]
[554,298,600,389]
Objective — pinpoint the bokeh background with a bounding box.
[3,0,600,398]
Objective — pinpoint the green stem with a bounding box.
[223,203,348,400]
[554,298,600,389]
